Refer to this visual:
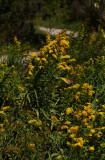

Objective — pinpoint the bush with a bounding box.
[0,30,105,159]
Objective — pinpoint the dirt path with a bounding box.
[39,26,78,37]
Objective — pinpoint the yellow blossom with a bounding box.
[60,77,67,83]
[28,63,34,71]
[102,105,105,109]
[98,112,104,116]
[90,129,95,134]
[30,52,36,59]
[29,71,33,75]
[61,55,70,59]
[2,106,9,111]
[68,126,79,134]
[0,124,3,127]
[61,125,68,130]
[41,58,47,62]
[88,90,95,96]
[1,127,5,132]
[58,132,62,135]
[0,111,5,115]
[66,107,73,115]
[36,57,40,61]
[52,54,57,59]
[66,141,71,146]
[64,121,71,125]
[56,155,62,159]
[89,146,95,151]
[18,86,24,91]
[28,120,36,124]
[69,134,75,138]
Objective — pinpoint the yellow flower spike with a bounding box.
[102,105,105,109]
[0,124,3,127]
[64,121,71,125]
[28,63,34,71]
[1,127,5,132]
[98,112,104,116]
[36,57,40,61]
[61,125,68,130]
[29,71,33,75]
[14,36,18,42]
[52,54,57,59]
[89,146,95,151]
[69,134,75,138]
[2,106,10,111]
[41,58,47,63]
[30,52,36,59]
[56,155,62,159]
[61,55,70,59]
[90,129,95,134]
[18,86,24,91]
[66,141,71,146]
[58,132,62,135]
[66,107,73,115]
[52,115,59,122]
[0,111,5,115]
[28,143,35,148]
[60,77,67,83]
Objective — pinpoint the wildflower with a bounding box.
[18,86,24,91]
[30,52,36,59]
[28,143,35,148]
[0,124,3,127]
[11,65,15,68]
[64,121,71,125]
[61,55,70,59]
[28,143,35,152]
[56,155,62,159]
[98,112,104,116]
[28,63,34,71]
[68,126,79,134]
[102,105,105,109]
[2,106,10,111]
[26,77,30,79]
[89,146,95,151]
[41,58,47,62]
[58,132,62,135]
[52,54,57,59]
[69,134,75,138]
[101,126,105,130]
[1,127,5,132]
[39,66,43,69]
[29,71,33,75]
[61,125,68,130]
[52,115,59,122]
[72,84,80,89]
[90,129,95,134]
[28,120,36,124]
[14,36,18,42]
[88,90,95,96]
[0,111,5,115]
[66,141,71,146]
[60,77,67,83]
[36,57,40,61]
[66,107,73,115]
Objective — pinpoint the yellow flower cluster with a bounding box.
[28,63,34,75]
[66,107,73,115]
